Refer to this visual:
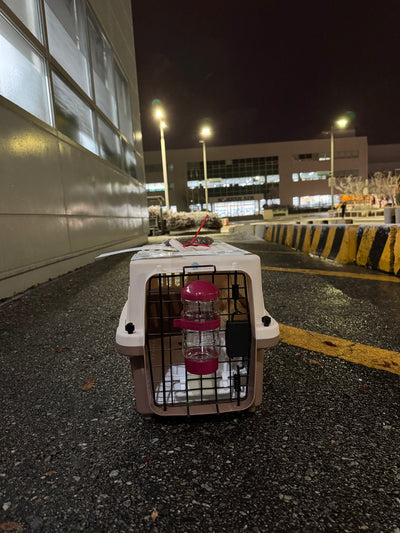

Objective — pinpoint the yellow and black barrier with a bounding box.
[263,224,400,276]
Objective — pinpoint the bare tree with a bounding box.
[368,171,399,206]
[335,172,400,207]
[335,175,367,199]
[396,177,400,205]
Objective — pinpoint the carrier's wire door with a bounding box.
[145,270,252,413]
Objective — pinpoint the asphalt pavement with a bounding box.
[1,233,399,532]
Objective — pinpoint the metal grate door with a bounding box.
[145,269,252,413]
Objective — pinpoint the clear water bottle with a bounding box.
[174,280,220,375]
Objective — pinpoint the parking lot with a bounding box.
[1,234,399,532]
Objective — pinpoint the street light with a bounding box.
[199,126,212,212]
[329,117,349,211]
[154,107,170,210]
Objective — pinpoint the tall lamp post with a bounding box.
[154,107,170,210]
[199,126,212,212]
[329,117,349,211]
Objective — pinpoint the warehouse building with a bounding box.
[0,0,147,299]
[144,132,369,217]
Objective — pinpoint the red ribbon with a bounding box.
[183,214,210,247]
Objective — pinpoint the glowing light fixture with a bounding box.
[200,126,212,137]
[199,126,213,212]
[153,105,170,209]
[335,118,349,129]
[330,116,350,210]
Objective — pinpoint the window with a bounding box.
[292,195,333,208]
[0,1,138,178]
[260,199,280,209]
[213,200,261,218]
[0,13,52,124]
[187,176,274,189]
[122,139,137,178]
[265,198,280,206]
[52,71,96,153]
[146,182,165,192]
[292,171,329,181]
[318,150,359,161]
[115,64,133,141]
[294,153,313,160]
[189,156,279,180]
[98,117,121,166]
[336,150,359,159]
[44,0,91,95]
[336,169,359,177]
[4,0,43,41]
[189,204,202,212]
[89,16,117,125]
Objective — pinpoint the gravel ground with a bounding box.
[1,236,399,532]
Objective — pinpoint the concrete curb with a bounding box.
[263,223,400,276]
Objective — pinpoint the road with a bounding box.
[1,233,399,532]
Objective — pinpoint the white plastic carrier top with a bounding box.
[130,241,249,261]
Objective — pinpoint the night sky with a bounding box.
[131,0,400,151]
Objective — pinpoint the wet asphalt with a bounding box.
[0,233,399,532]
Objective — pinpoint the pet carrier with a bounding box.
[116,240,279,417]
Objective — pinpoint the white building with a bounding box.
[144,133,368,217]
[0,0,148,299]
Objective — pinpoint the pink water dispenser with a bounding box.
[174,280,220,375]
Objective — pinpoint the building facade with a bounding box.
[368,144,400,175]
[0,0,148,299]
[144,134,368,217]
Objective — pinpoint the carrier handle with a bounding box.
[182,264,216,275]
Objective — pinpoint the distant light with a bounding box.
[200,126,212,138]
[335,118,348,129]
[154,107,164,119]
[161,121,167,129]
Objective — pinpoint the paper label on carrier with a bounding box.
[132,242,248,261]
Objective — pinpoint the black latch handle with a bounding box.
[262,315,271,327]
[125,322,135,334]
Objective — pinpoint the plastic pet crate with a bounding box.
[116,241,279,417]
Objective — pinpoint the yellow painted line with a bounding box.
[261,266,400,283]
[279,324,400,376]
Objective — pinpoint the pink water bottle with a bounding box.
[174,280,220,375]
